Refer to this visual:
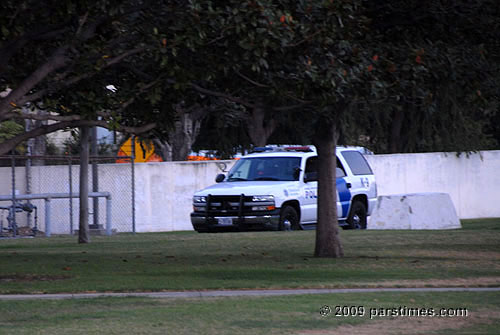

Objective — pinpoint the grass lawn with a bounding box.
[1,218,499,334]
[1,291,499,334]
[0,218,499,294]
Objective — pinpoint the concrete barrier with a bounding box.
[367,193,461,230]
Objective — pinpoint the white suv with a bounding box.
[191,146,377,232]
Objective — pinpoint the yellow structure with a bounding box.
[116,137,162,163]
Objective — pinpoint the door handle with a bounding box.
[346,183,352,188]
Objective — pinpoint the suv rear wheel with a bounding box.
[347,201,367,229]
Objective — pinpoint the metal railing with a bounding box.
[0,192,112,237]
[0,154,134,236]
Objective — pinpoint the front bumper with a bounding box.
[191,210,281,232]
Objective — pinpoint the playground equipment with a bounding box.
[0,192,112,237]
[0,202,38,237]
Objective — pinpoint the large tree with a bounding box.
[0,0,193,155]
[351,1,500,153]
[174,0,376,257]
[0,0,187,242]
[180,0,500,257]
[3,1,498,251]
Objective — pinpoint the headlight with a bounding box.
[252,195,274,202]
[252,205,276,211]
[193,196,207,203]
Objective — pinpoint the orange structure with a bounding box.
[116,137,163,163]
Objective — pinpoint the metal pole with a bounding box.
[91,126,99,229]
[11,154,17,236]
[25,118,33,229]
[45,198,51,237]
[106,195,112,236]
[69,156,73,235]
[131,135,136,234]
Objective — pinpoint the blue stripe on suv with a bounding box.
[336,177,352,217]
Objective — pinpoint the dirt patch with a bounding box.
[296,276,500,290]
[298,309,500,335]
[352,276,500,288]
[0,226,45,237]
[0,274,71,282]
[403,250,500,261]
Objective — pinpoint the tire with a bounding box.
[347,201,367,229]
[279,206,301,231]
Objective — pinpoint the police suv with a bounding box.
[191,146,377,232]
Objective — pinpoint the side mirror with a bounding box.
[216,162,228,172]
[304,172,318,183]
[293,167,302,181]
[215,174,225,183]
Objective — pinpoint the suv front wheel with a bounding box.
[347,201,367,229]
[279,206,302,231]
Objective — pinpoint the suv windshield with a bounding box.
[227,157,301,181]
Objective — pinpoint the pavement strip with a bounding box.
[0,287,499,300]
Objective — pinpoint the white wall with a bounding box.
[365,151,500,219]
[134,161,234,232]
[1,150,499,233]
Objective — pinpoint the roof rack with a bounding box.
[283,146,313,152]
[251,146,275,153]
[251,145,314,153]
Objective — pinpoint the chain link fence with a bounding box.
[0,155,134,237]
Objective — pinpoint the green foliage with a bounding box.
[193,108,252,158]
[1,0,499,155]
[59,128,114,156]
[0,120,25,153]
[342,0,500,153]
[0,0,193,146]
[183,0,500,153]
[0,120,22,141]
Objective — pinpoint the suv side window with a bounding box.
[341,151,373,175]
[305,157,317,174]
[304,157,347,178]
[336,158,346,177]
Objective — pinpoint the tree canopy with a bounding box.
[1,0,498,156]
[1,0,499,252]
[0,0,185,154]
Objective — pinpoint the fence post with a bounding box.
[45,197,51,237]
[131,136,136,234]
[25,117,34,229]
[91,126,99,229]
[106,195,112,236]
[68,156,73,235]
[10,154,17,237]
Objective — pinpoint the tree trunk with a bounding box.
[170,111,199,161]
[389,107,404,153]
[32,110,48,166]
[154,139,173,161]
[247,103,276,147]
[313,122,344,258]
[78,126,90,244]
[161,104,206,161]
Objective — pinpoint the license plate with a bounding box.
[217,218,233,226]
